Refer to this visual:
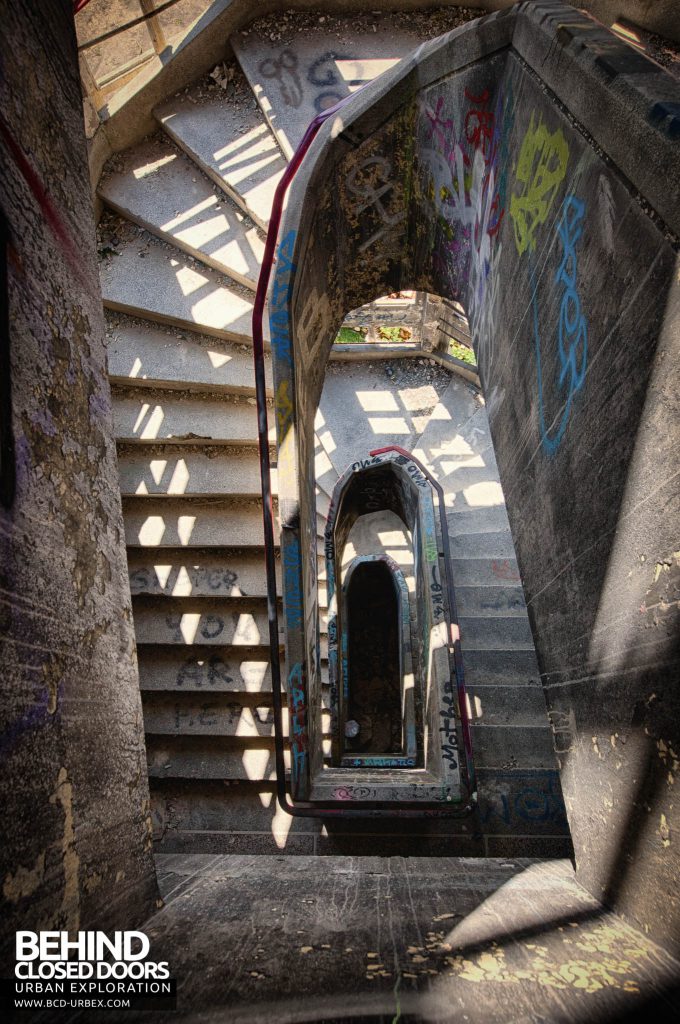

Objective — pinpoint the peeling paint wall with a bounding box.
[0,0,158,972]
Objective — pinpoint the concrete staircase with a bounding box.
[97,10,571,858]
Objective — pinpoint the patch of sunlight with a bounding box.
[315,448,333,478]
[336,57,401,84]
[259,790,273,808]
[242,748,270,781]
[138,405,165,440]
[174,263,207,298]
[235,708,257,736]
[150,459,168,485]
[315,408,326,430]
[254,706,272,725]
[161,196,216,232]
[430,621,448,651]
[357,390,399,412]
[377,530,409,545]
[192,285,253,328]
[439,453,486,474]
[398,385,438,411]
[329,114,345,139]
[318,429,336,453]
[138,516,165,546]
[368,416,410,434]
[241,661,268,691]
[132,152,175,179]
[428,404,453,421]
[129,357,142,378]
[177,515,196,546]
[135,481,149,495]
[207,349,233,368]
[406,577,416,592]
[168,459,190,495]
[133,402,150,433]
[154,564,172,589]
[463,481,504,507]
[179,613,201,644]
[171,566,192,596]
[233,613,261,645]
[271,800,293,850]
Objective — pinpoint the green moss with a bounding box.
[335,326,366,345]
[448,338,476,365]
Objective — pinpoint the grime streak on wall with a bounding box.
[532,195,588,456]
[345,156,405,253]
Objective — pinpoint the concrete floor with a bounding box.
[101,853,680,1022]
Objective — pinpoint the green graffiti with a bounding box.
[510,113,569,256]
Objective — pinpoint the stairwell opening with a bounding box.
[345,558,402,756]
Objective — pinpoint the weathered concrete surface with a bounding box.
[231,16,428,159]
[107,315,273,394]
[112,390,272,444]
[100,220,256,342]
[271,0,680,957]
[0,0,158,973]
[57,854,680,1022]
[155,63,287,231]
[99,134,265,288]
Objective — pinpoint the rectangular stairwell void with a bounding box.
[309,449,470,808]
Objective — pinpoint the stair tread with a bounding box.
[123,496,275,549]
[99,135,265,290]
[118,448,277,498]
[107,316,270,396]
[137,645,327,692]
[230,19,422,159]
[155,64,286,231]
[113,391,272,445]
[99,220,256,343]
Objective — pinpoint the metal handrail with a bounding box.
[252,97,477,819]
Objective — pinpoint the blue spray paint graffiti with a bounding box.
[269,230,297,366]
[533,195,588,456]
[288,662,307,783]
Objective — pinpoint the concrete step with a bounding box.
[113,391,272,446]
[459,616,535,651]
[450,557,522,587]
[123,497,274,548]
[132,597,277,646]
[448,531,518,560]
[455,585,527,617]
[460,650,542,688]
[155,64,286,232]
[99,221,256,343]
[107,316,271,396]
[446,507,512,537]
[117,448,276,499]
[99,135,265,290]
[137,644,328,692]
[142,693,331,738]
[470,724,558,771]
[150,769,572,856]
[147,737,285,781]
[467,684,550,729]
[128,549,278,598]
[230,18,422,159]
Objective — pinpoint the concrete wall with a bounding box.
[0,0,158,972]
[272,1,680,955]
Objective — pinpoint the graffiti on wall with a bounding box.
[509,112,569,256]
[532,195,588,456]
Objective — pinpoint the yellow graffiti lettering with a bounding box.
[276,379,294,436]
[510,113,569,256]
